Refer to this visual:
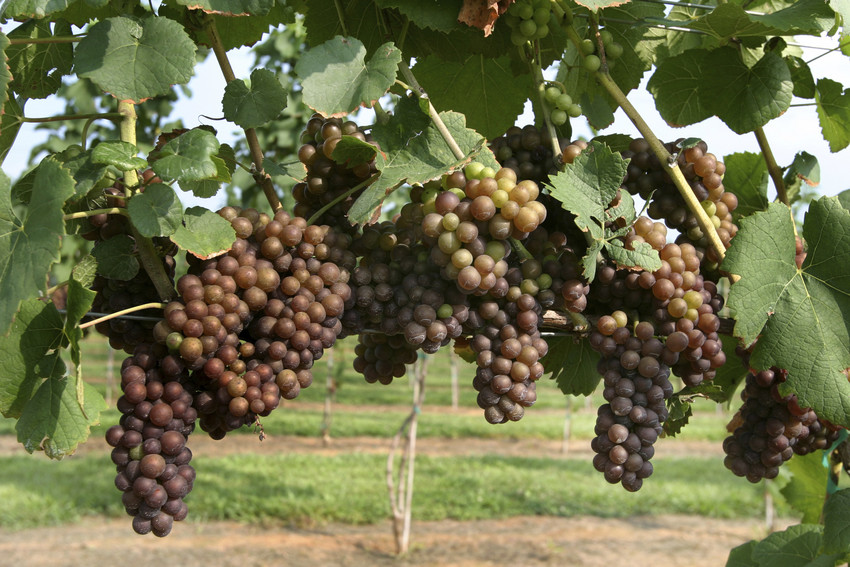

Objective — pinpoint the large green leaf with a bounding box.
[16,375,107,459]
[6,19,73,99]
[823,488,850,555]
[542,337,601,396]
[151,128,221,182]
[53,147,112,202]
[74,16,197,103]
[722,152,769,221]
[127,183,184,238]
[304,0,387,57]
[722,199,850,428]
[726,540,758,567]
[781,451,828,525]
[751,524,840,567]
[295,36,401,117]
[0,96,23,168]
[2,0,74,19]
[172,0,274,14]
[170,206,235,259]
[348,95,497,225]
[91,140,147,171]
[374,0,464,32]
[648,49,713,127]
[702,48,792,134]
[687,1,833,39]
[413,54,533,140]
[815,79,850,152]
[222,68,288,129]
[0,162,74,335]
[91,234,139,281]
[0,299,65,419]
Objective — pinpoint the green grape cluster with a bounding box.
[504,0,552,45]
[579,28,624,72]
[543,85,582,126]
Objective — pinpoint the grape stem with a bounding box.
[520,45,563,164]
[306,172,380,226]
[333,0,350,36]
[204,14,283,213]
[78,303,167,330]
[117,101,177,301]
[753,127,789,206]
[8,35,82,45]
[63,207,127,221]
[397,61,466,161]
[21,112,122,123]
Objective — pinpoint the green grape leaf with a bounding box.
[127,183,184,238]
[3,0,74,19]
[574,0,632,12]
[64,276,96,409]
[663,396,693,437]
[781,451,829,525]
[606,189,636,225]
[0,96,23,168]
[647,49,713,127]
[605,240,662,272]
[687,3,775,39]
[172,0,274,15]
[91,141,147,171]
[151,128,221,182]
[0,299,65,419]
[413,54,533,140]
[711,335,749,405]
[722,152,769,222]
[750,0,836,35]
[349,95,496,225]
[722,199,850,428]
[786,56,816,99]
[71,255,98,288]
[15,375,107,459]
[726,540,759,567]
[751,524,840,567]
[91,234,139,281]
[74,16,197,103]
[185,4,295,50]
[701,48,792,134]
[784,151,820,204]
[332,136,377,167]
[177,155,232,198]
[0,162,73,335]
[823,488,850,555]
[6,19,73,99]
[815,79,850,152]
[264,158,308,181]
[838,189,850,211]
[295,36,401,117]
[53,147,111,202]
[170,206,235,260]
[541,337,602,397]
[579,92,616,131]
[304,0,387,57]
[375,0,463,32]
[222,68,288,129]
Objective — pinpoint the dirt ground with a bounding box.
[0,514,777,567]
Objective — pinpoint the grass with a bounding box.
[0,451,780,530]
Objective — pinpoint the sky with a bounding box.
[4,25,850,209]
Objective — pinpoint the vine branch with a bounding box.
[79,303,167,330]
[307,173,380,226]
[753,127,789,206]
[63,207,127,221]
[8,36,82,45]
[21,112,122,124]
[205,15,282,213]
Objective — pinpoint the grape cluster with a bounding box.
[504,0,553,44]
[489,125,564,185]
[294,114,378,232]
[543,86,582,126]
[723,367,840,482]
[106,344,196,537]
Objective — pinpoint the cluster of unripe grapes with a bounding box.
[504,0,553,44]
[579,28,624,71]
[544,85,582,126]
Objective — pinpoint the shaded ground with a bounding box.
[0,514,778,567]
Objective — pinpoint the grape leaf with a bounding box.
[701,48,792,135]
[663,396,693,437]
[823,488,850,555]
[332,136,377,167]
[722,199,850,429]
[74,16,197,103]
[751,524,840,567]
[786,56,815,99]
[170,206,235,259]
[375,0,464,32]
[605,240,662,272]
[16,375,107,459]
[304,0,387,57]
[127,183,184,238]
[64,276,96,410]
[726,540,758,567]
[0,162,74,335]
[413,54,533,140]
[815,79,850,152]
[71,254,98,288]
[178,143,235,199]
[264,158,308,181]
[172,0,274,15]
[542,337,601,397]
[222,68,288,129]
[0,96,23,167]
[6,19,73,99]
[295,36,401,117]
[184,3,295,50]
[151,128,221,182]
[348,95,497,225]
[722,152,769,222]
[685,2,832,39]
[711,335,749,405]
[749,0,836,35]
[648,49,713,127]
[53,147,111,202]
[784,151,819,204]
[91,235,139,281]
[0,299,65,419]
[91,141,147,171]
[838,190,850,211]
[781,451,828,525]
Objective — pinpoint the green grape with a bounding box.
[556,93,573,110]
[550,109,567,126]
[519,19,537,37]
[533,6,550,24]
[545,86,562,104]
[580,38,595,55]
[534,24,549,39]
[567,104,583,118]
[599,29,614,46]
[584,55,601,72]
[606,42,624,59]
[465,162,485,179]
[480,166,497,179]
